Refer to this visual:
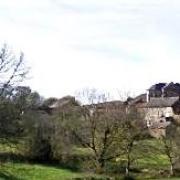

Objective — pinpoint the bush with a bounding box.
[27,137,53,162]
[56,151,94,171]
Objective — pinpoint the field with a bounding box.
[0,162,105,180]
[0,142,107,180]
[0,139,179,179]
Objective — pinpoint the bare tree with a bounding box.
[52,90,123,171]
[0,44,29,154]
[0,44,29,97]
[60,89,144,174]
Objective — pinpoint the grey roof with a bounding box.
[146,97,179,107]
[128,94,146,105]
[149,83,166,91]
[84,100,124,109]
[49,96,76,108]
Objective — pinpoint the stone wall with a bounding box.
[145,107,173,124]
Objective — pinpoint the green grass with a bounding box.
[0,162,104,180]
[0,139,179,179]
[0,143,107,180]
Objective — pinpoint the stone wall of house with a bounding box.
[143,107,173,138]
[145,107,173,123]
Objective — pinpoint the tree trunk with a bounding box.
[168,155,174,176]
[126,143,132,177]
[126,157,130,177]
[95,158,105,174]
[100,160,105,169]
[170,163,174,176]
[126,167,129,176]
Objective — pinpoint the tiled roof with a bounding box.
[127,94,146,106]
[146,97,179,107]
[149,83,166,91]
[49,96,76,108]
[84,100,125,109]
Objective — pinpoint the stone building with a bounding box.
[38,82,180,138]
[129,82,180,138]
[145,97,180,138]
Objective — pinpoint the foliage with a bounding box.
[0,162,108,180]
[0,50,180,180]
[22,109,53,161]
[160,124,180,176]
[0,44,30,142]
[50,90,145,175]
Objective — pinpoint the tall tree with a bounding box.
[54,90,145,173]
[160,124,180,176]
[120,107,146,176]
[0,43,29,142]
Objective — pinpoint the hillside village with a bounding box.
[2,80,180,179]
[44,82,180,139]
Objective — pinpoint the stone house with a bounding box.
[39,82,180,138]
[128,82,180,138]
[145,97,180,138]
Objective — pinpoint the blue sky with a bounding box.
[0,0,180,99]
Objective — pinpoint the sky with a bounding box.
[0,0,180,100]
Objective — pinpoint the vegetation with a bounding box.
[0,162,106,180]
[1,45,180,179]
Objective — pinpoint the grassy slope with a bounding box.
[0,162,103,180]
[0,142,105,180]
[0,139,179,179]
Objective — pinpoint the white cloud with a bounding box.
[0,0,180,99]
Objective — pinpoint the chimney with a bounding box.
[146,90,150,102]
[161,86,165,98]
[161,83,168,98]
